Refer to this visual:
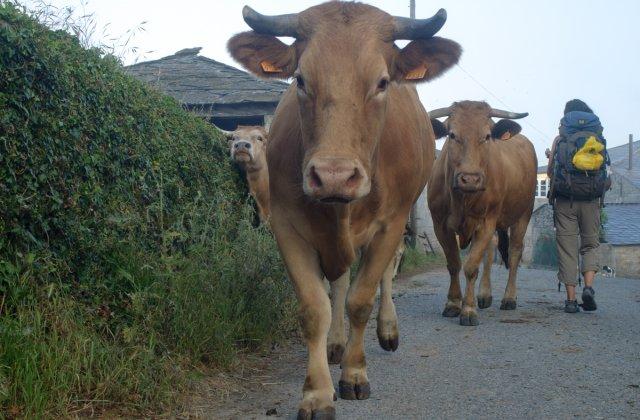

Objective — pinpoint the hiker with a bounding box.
[546,99,610,313]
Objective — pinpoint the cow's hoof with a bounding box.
[459,313,479,326]
[477,295,493,309]
[376,318,399,352]
[297,406,336,420]
[327,343,345,364]
[377,334,399,352]
[500,299,517,310]
[339,379,370,400]
[442,305,461,317]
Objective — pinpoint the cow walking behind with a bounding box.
[428,101,537,326]
[228,2,460,418]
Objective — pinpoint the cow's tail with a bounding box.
[497,229,510,269]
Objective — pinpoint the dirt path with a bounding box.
[178,267,640,419]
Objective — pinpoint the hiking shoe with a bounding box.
[581,286,597,311]
[564,300,580,313]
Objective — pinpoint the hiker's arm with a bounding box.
[546,137,559,178]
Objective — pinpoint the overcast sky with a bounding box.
[27,0,640,163]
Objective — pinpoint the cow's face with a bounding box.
[430,101,525,193]
[227,126,268,172]
[228,2,461,203]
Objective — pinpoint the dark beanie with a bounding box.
[564,99,593,115]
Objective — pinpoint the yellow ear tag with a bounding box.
[405,64,428,80]
[260,61,283,73]
[500,132,512,140]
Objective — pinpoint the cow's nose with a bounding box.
[456,172,483,191]
[234,141,251,150]
[304,157,368,202]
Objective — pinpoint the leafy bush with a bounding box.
[0,3,293,417]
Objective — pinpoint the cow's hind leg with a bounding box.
[477,235,495,309]
[271,217,335,418]
[500,216,528,310]
[340,221,405,401]
[376,243,404,352]
[434,223,462,317]
[327,271,349,364]
[460,221,496,326]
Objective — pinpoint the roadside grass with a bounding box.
[399,246,446,276]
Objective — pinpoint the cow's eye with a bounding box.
[295,75,305,91]
[482,134,491,143]
[377,78,389,92]
[257,136,264,142]
[449,132,457,140]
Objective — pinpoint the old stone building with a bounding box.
[125,48,288,130]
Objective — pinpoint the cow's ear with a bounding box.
[258,128,269,143]
[227,31,298,79]
[492,119,522,140]
[394,37,461,83]
[431,118,448,139]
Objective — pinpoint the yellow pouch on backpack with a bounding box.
[572,136,604,170]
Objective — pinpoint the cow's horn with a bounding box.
[489,109,529,119]
[242,5,300,37]
[429,107,453,119]
[392,8,447,40]
[214,125,234,138]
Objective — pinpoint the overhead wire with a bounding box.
[455,63,554,141]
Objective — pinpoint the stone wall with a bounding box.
[412,188,443,255]
[613,245,640,278]
[598,243,615,270]
[523,204,555,266]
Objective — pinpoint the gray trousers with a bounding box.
[554,197,601,285]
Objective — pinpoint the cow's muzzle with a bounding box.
[303,157,369,202]
[454,172,485,193]
[231,140,253,163]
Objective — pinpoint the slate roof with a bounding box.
[607,139,640,189]
[538,139,640,190]
[125,47,288,106]
[604,203,640,245]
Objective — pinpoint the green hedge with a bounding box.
[0,3,293,417]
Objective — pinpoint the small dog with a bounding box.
[602,265,616,278]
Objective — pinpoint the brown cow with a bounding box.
[220,125,405,365]
[228,2,460,417]
[427,101,537,326]
[223,125,271,224]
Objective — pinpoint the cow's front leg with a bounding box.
[271,218,335,418]
[434,222,462,317]
[326,271,349,364]
[460,221,497,326]
[477,235,495,309]
[376,243,403,351]
[340,222,405,400]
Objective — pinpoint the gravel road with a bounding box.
[202,266,640,419]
